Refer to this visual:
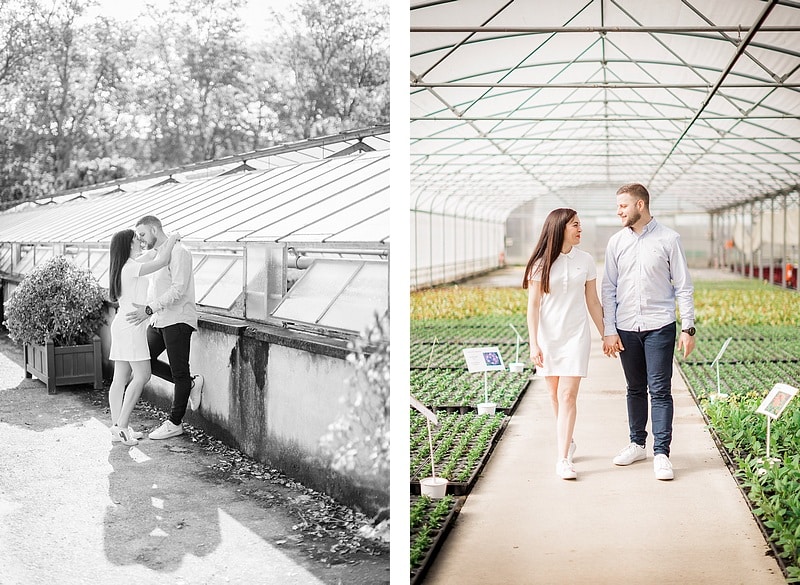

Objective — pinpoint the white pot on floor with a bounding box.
[420,476,448,498]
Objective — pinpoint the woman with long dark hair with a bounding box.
[108,228,179,445]
[523,208,604,479]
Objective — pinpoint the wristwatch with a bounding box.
[145,305,154,316]
[682,327,696,336]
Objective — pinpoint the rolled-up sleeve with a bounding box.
[153,247,192,312]
[670,235,695,328]
[601,238,619,336]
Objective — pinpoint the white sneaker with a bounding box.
[149,420,184,440]
[189,374,204,411]
[568,440,576,463]
[556,458,577,480]
[613,443,647,466]
[117,426,140,446]
[654,454,674,480]
[111,425,143,443]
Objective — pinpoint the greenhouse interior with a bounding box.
[411,1,800,583]
[0,125,389,515]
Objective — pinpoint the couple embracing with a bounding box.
[524,183,696,481]
[106,215,204,445]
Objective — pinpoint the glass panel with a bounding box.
[245,244,267,319]
[0,245,11,273]
[245,243,287,321]
[193,256,237,300]
[15,245,35,274]
[319,261,388,333]
[90,251,109,284]
[271,260,360,324]
[34,245,54,267]
[198,258,243,309]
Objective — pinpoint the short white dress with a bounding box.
[109,259,150,362]
[531,249,596,377]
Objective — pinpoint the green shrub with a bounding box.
[3,256,106,346]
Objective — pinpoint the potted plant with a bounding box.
[3,255,107,394]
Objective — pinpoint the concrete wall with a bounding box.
[97,306,387,516]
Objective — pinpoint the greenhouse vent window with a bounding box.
[271,258,388,337]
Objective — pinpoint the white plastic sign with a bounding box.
[756,383,798,420]
[463,346,505,373]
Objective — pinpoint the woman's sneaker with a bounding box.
[111,425,143,443]
[188,374,204,411]
[117,426,140,446]
[556,458,577,480]
[149,420,184,440]
[613,443,647,466]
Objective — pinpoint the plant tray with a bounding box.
[410,416,509,496]
[410,495,465,585]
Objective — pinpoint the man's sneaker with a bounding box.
[111,425,143,443]
[556,458,577,480]
[189,374,204,411]
[568,440,577,463]
[613,443,647,466]
[654,454,674,480]
[149,420,184,440]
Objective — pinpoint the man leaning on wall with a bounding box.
[127,215,204,439]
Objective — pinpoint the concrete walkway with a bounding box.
[424,266,785,585]
[0,334,388,585]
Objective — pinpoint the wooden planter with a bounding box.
[23,335,103,395]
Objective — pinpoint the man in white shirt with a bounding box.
[127,215,204,440]
[601,183,696,481]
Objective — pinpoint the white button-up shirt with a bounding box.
[602,218,695,335]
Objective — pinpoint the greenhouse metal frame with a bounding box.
[410,0,800,289]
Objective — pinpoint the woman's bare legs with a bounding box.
[109,361,132,427]
[545,375,581,460]
[117,360,151,430]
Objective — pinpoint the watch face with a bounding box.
[684,327,696,336]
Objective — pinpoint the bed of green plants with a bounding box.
[409,288,529,578]
[410,494,458,584]
[410,279,800,582]
[410,368,529,410]
[410,410,506,485]
[675,279,800,581]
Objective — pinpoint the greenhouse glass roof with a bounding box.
[0,149,389,246]
[411,0,800,220]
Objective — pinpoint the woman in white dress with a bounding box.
[523,208,604,479]
[108,229,179,445]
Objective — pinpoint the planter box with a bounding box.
[24,335,103,394]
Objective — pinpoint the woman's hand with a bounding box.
[530,343,544,368]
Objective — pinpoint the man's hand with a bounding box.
[677,332,696,359]
[603,334,624,358]
[126,303,149,325]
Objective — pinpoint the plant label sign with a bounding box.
[756,383,798,420]
[463,346,505,373]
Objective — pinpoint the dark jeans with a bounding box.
[617,322,676,457]
[147,323,195,426]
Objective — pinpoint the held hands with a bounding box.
[603,335,624,358]
[125,303,150,325]
[677,332,696,359]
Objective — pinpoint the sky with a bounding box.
[91,0,294,40]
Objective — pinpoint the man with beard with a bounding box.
[601,183,695,481]
[127,215,204,439]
